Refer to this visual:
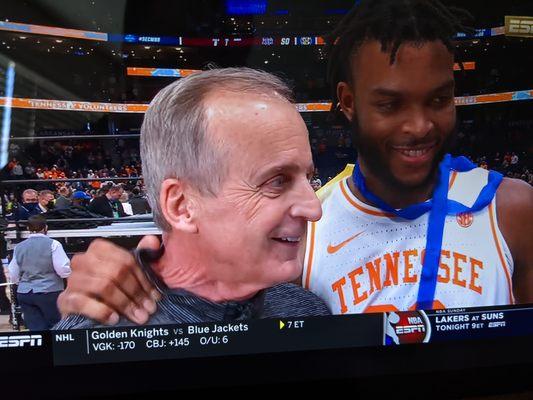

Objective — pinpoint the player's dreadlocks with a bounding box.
[326,0,474,105]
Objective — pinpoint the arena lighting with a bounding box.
[0,61,15,169]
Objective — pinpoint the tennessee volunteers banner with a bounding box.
[1,89,532,113]
[0,98,148,113]
[126,67,200,77]
[0,21,107,41]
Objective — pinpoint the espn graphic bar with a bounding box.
[1,305,530,367]
[52,314,383,365]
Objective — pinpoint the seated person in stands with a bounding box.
[71,190,92,208]
[55,186,72,210]
[7,189,39,220]
[35,190,55,214]
[55,67,329,329]
[129,187,151,215]
[87,184,127,218]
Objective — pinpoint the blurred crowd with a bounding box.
[2,182,151,222]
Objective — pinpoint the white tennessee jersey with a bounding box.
[303,166,514,315]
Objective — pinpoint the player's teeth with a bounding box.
[399,148,428,157]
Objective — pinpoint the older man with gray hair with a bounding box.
[56,67,329,328]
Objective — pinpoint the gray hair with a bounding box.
[22,189,38,198]
[140,67,294,231]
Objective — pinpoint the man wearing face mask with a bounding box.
[8,189,40,221]
[36,190,56,214]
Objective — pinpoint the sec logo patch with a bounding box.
[456,212,474,228]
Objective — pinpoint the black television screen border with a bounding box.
[3,330,533,398]
[3,304,533,398]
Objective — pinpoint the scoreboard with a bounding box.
[109,34,326,47]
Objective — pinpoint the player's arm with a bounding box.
[496,178,533,303]
[57,235,162,324]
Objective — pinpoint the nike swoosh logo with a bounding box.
[327,231,365,254]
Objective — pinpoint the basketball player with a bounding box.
[57,0,532,324]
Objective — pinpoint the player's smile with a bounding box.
[338,40,456,194]
[390,140,439,172]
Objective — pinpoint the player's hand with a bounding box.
[57,236,162,325]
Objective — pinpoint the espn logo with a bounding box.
[0,335,43,348]
[505,16,533,38]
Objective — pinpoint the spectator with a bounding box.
[88,184,127,218]
[24,161,36,178]
[95,187,108,198]
[503,152,512,168]
[129,187,151,214]
[6,158,18,172]
[55,186,72,210]
[119,192,133,216]
[88,169,101,190]
[22,189,39,204]
[310,177,322,191]
[71,191,92,208]
[70,171,84,191]
[36,190,55,214]
[11,161,24,179]
[9,189,39,221]
[510,152,519,171]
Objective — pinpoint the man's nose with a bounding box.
[402,107,434,139]
[289,178,322,222]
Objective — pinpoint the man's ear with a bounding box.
[337,81,355,122]
[159,178,198,233]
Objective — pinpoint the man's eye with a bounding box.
[431,96,453,107]
[265,175,287,189]
[376,102,398,113]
